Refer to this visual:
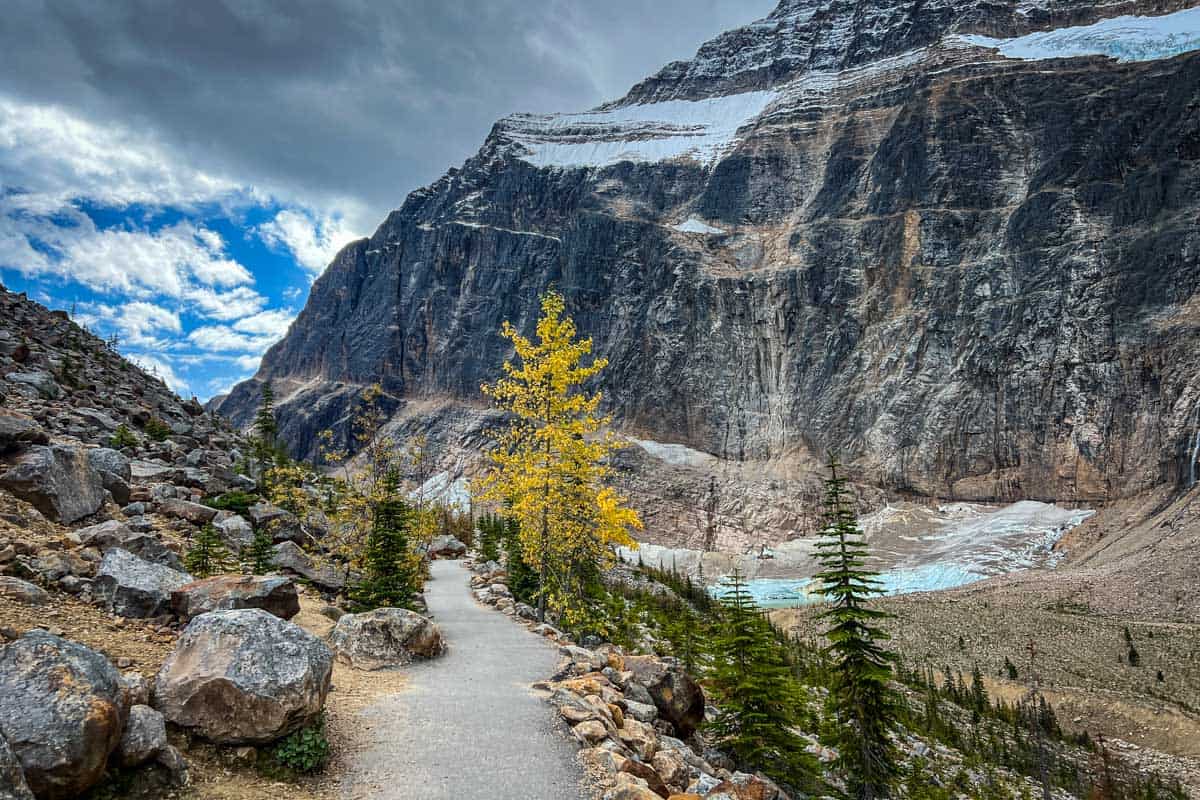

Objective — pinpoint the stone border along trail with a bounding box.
[339,559,586,799]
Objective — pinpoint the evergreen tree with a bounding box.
[971,663,989,712]
[252,382,280,481]
[501,515,539,604]
[814,454,899,800]
[243,525,276,575]
[705,570,820,792]
[185,524,233,578]
[349,472,422,610]
[477,513,504,563]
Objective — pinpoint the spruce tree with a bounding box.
[502,515,539,605]
[349,472,421,610]
[185,524,233,578]
[252,382,279,481]
[477,513,503,563]
[814,454,899,800]
[243,525,276,575]
[705,569,819,792]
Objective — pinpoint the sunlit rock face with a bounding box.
[220,0,1200,548]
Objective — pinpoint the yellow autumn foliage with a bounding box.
[476,290,641,624]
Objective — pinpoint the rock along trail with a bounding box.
[340,559,585,799]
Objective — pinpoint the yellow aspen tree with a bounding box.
[477,290,642,624]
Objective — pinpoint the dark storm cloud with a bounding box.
[0,0,776,227]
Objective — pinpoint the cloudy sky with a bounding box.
[0,0,775,400]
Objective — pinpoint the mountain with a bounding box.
[217,0,1200,548]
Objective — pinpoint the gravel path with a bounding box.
[340,560,585,800]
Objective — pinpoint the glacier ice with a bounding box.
[503,90,778,169]
[959,7,1200,63]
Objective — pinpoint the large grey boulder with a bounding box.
[623,656,705,738]
[170,575,300,622]
[93,548,193,618]
[249,502,304,544]
[428,534,467,559]
[0,632,128,799]
[0,446,105,523]
[272,541,346,590]
[86,448,132,506]
[155,609,332,744]
[157,498,217,526]
[0,410,46,454]
[75,520,184,570]
[214,514,254,553]
[6,371,60,400]
[329,608,446,670]
[0,732,34,800]
[116,705,168,768]
[0,577,48,606]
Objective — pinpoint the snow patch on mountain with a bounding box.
[672,217,726,235]
[628,437,717,468]
[503,90,778,169]
[959,7,1200,63]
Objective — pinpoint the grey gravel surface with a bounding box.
[340,559,585,799]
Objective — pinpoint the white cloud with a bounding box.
[184,286,268,321]
[0,97,241,213]
[235,354,262,371]
[0,203,262,304]
[232,308,296,338]
[80,300,182,348]
[187,324,278,354]
[258,208,359,274]
[128,353,189,396]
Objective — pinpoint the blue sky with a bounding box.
[0,0,775,401]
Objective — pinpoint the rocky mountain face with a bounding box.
[219,0,1200,549]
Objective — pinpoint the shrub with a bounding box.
[143,416,172,442]
[203,490,259,517]
[270,716,330,774]
[109,423,138,449]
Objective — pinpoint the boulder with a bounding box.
[328,608,445,670]
[158,498,217,526]
[621,758,672,798]
[86,448,131,505]
[117,705,168,768]
[155,609,332,744]
[606,783,662,800]
[427,534,467,559]
[6,371,60,399]
[121,672,153,707]
[0,632,128,799]
[0,732,34,800]
[171,575,300,622]
[75,520,183,570]
[272,541,345,590]
[617,717,659,761]
[247,502,304,544]
[0,410,46,453]
[651,749,690,791]
[0,577,48,606]
[623,658,705,738]
[0,445,105,523]
[214,515,254,553]
[93,548,193,618]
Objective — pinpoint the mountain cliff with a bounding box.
[218,0,1200,548]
